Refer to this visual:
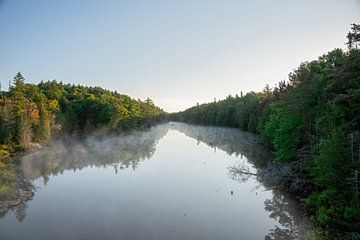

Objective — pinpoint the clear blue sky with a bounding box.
[0,0,359,112]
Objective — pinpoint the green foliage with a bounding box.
[264,105,304,162]
[173,93,259,130]
[344,206,360,222]
[0,149,10,168]
[313,125,349,188]
[1,23,359,238]
[347,23,360,50]
[57,87,165,132]
[0,72,166,167]
[172,24,360,236]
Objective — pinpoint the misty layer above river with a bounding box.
[169,123,271,167]
[21,125,170,181]
[21,122,272,182]
[1,122,310,240]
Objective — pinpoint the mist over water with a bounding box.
[21,125,169,181]
[0,122,309,240]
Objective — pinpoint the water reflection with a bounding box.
[21,124,169,181]
[263,189,308,240]
[0,170,33,222]
[169,122,270,168]
[0,122,309,239]
[171,122,309,240]
[0,124,168,221]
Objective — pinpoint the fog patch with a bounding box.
[21,124,170,181]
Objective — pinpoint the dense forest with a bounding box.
[2,73,166,141]
[0,75,165,199]
[171,24,360,237]
[1,23,359,239]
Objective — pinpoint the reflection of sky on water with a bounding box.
[0,122,309,240]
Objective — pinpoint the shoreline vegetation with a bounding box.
[170,24,360,238]
[0,74,166,214]
[170,122,312,239]
[1,24,359,239]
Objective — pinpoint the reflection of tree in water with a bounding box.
[227,160,310,239]
[264,189,309,240]
[0,200,28,222]
[172,122,309,240]
[170,122,271,168]
[0,172,33,222]
[228,159,255,183]
[21,124,169,181]
[1,122,310,236]
[0,124,169,221]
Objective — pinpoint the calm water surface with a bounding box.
[0,122,308,240]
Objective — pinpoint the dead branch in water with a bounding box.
[228,167,258,176]
[262,186,282,191]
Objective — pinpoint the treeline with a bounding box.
[172,24,360,237]
[0,73,165,170]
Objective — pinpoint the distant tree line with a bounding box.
[171,24,360,237]
[0,74,165,173]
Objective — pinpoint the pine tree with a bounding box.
[9,72,31,147]
[347,23,360,50]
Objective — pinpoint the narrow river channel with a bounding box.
[0,122,309,240]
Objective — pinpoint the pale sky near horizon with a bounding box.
[0,0,359,112]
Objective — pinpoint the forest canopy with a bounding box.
[1,22,360,239]
[171,24,360,237]
[0,75,165,162]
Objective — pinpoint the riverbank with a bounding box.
[0,122,311,239]
[170,27,360,238]
[1,121,354,239]
[172,121,336,239]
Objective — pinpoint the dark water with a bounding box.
[0,122,309,240]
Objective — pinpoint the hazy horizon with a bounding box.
[1,0,359,112]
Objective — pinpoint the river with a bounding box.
[0,122,309,240]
